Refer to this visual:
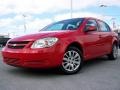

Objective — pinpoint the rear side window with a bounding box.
[98,21,111,32]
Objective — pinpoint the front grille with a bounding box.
[8,45,25,49]
[7,41,29,49]
[8,41,29,44]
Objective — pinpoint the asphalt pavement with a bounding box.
[0,50,120,90]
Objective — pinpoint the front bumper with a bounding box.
[2,46,64,68]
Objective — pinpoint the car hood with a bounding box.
[10,30,74,41]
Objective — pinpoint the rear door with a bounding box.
[97,20,112,54]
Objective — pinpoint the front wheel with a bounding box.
[108,44,118,60]
[60,47,83,74]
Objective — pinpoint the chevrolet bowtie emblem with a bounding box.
[13,44,17,46]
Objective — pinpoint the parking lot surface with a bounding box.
[0,50,120,90]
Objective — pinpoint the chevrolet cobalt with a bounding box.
[2,17,118,74]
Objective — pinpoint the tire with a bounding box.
[108,44,118,60]
[60,47,83,74]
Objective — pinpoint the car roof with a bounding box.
[58,17,101,22]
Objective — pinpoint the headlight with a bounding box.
[31,37,58,48]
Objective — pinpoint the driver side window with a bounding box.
[85,19,98,31]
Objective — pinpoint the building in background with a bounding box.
[0,34,10,47]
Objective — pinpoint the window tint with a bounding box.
[98,21,110,32]
[46,24,64,30]
[85,19,98,30]
[105,23,111,32]
[86,20,97,26]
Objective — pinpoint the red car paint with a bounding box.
[2,17,118,69]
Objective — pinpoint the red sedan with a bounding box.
[2,17,119,74]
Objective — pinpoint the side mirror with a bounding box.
[85,25,97,32]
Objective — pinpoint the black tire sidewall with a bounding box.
[108,44,118,60]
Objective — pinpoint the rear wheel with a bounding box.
[108,44,118,60]
[60,47,83,74]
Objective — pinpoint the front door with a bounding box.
[82,19,103,60]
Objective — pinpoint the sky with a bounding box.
[0,0,120,38]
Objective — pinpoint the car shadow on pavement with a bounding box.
[5,55,116,77]
[81,56,109,71]
[6,67,63,78]
[83,56,108,66]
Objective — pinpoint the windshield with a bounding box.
[41,18,84,31]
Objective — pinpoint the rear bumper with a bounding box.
[2,46,64,68]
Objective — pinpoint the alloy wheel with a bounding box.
[62,50,81,72]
